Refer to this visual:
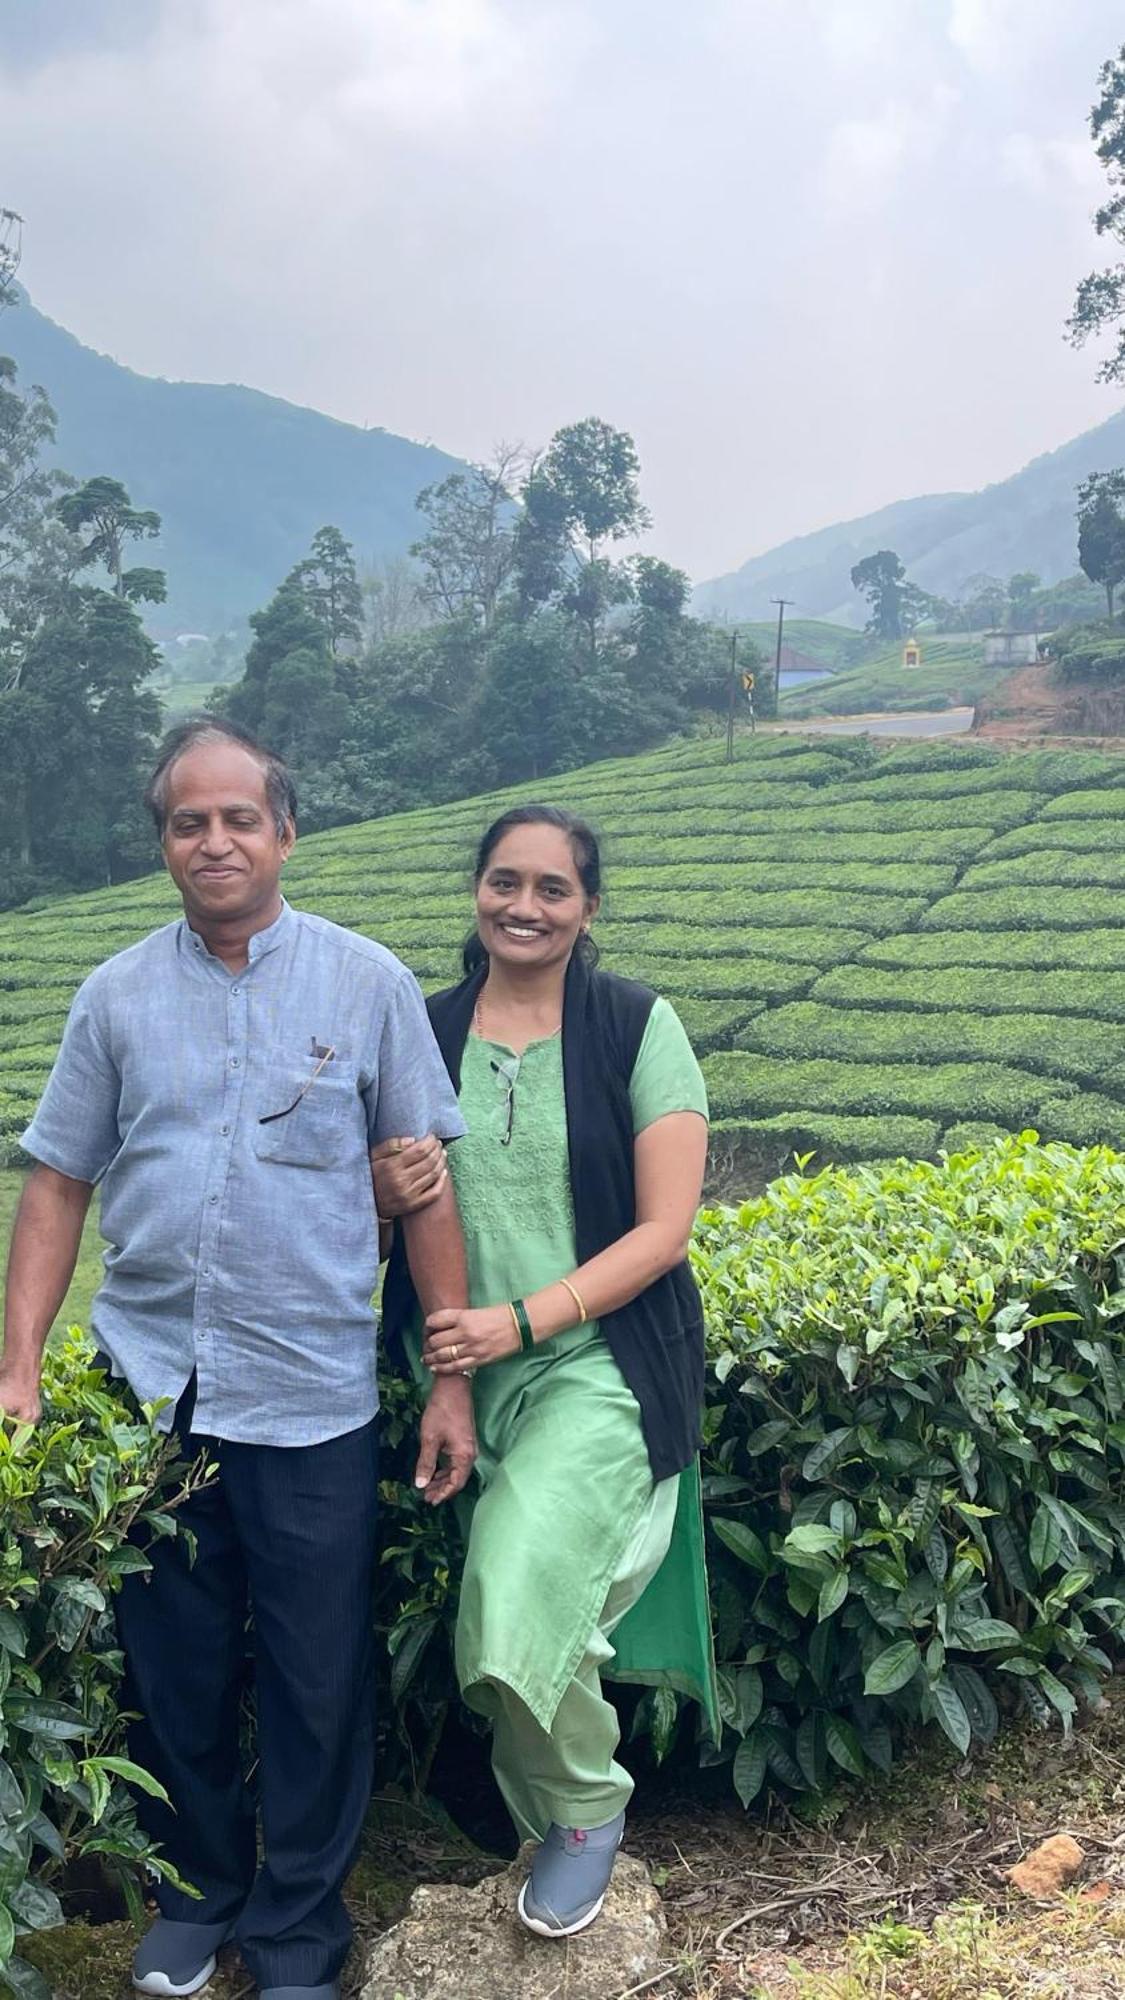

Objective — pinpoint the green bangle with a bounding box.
[511,1298,535,1352]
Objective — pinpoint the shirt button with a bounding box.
[208,1193,219,1204]
[220,1124,230,1137]
[231,985,240,995]
[230,1056,240,1068]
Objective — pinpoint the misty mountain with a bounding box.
[694,409,1125,624]
[2,291,466,634]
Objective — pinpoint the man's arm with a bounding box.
[400,1177,476,1506]
[1,1165,95,1422]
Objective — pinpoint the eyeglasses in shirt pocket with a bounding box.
[253,1062,359,1169]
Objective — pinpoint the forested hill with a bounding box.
[2,291,466,634]
[696,405,1125,624]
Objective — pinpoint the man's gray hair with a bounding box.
[144,718,298,840]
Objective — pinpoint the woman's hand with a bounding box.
[371,1134,448,1218]
[423,1305,521,1375]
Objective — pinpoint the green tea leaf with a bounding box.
[929,1676,972,1755]
[817,1569,849,1622]
[825,1713,866,1777]
[864,1640,921,1696]
[712,1518,770,1575]
[733,1731,768,1809]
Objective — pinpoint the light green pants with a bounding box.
[484,1477,678,1841]
[454,1326,678,1841]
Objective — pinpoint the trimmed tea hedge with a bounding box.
[2,733,1125,1166]
[688,1134,1125,1800]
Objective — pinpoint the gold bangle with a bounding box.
[559,1277,588,1324]
[508,1301,522,1345]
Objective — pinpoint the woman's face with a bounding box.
[475,824,599,975]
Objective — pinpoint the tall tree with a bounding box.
[1007,571,1041,626]
[1068,46,1125,381]
[291,524,364,658]
[958,573,1008,632]
[0,590,162,896]
[411,449,520,629]
[362,553,430,646]
[539,418,649,564]
[850,550,925,640]
[0,208,21,313]
[1077,469,1125,619]
[56,476,164,602]
[513,419,650,659]
[0,358,73,683]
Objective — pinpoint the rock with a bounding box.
[1007,1833,1085,1898]
[359,1843,667,2000]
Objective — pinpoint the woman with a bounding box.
[377,805,715,1939]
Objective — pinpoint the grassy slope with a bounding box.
[2,731,1125,1200]
[779,634,997,718]
[737,618,858,669]
[0,1171,104,1336]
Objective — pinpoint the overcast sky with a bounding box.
[1,0,1122,580]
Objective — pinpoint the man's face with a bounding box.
[161,740,294,929]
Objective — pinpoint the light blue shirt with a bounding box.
[22,902,465,1445]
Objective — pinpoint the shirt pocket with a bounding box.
[253,1062,361,1169]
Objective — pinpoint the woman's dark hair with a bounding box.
[462,805,602,974]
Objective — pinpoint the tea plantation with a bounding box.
[1,731,1124,1169]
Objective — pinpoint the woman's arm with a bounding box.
[371,1135,449,1260]
[423,1110,707,1373]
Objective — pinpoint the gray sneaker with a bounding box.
[132,1918,234,1997]
[516,1811,626,1938]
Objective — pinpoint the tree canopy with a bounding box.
[1077,468,1125,620]
[1068,45,1125,382]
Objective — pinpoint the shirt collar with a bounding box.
[183,898,294,966]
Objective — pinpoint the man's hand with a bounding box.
[423,1304,521,1376]
[371,1135,448,1218]
[0,1365,42,1425]
[413,1376,476,1506]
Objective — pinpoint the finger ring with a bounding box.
[450,1343,460,1361]
[461,1367,476,1380]
[392,1139,403,1155]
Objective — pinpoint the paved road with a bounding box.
[772,706,975,740]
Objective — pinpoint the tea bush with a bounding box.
[0,1338,205,2000]
[690,1134,1125,1800]
[813,965,1125,1021]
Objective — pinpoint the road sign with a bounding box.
[742,672,755,692]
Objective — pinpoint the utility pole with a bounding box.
[725,631,737,764]
[771,596,795,717]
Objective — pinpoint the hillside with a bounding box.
[2,735,1125,1183]
[696,408,1125,623]
[777,634,995,719]
[1,290,466,635]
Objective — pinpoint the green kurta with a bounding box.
[444,1001,718,1754]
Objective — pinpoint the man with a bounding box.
[0,719,474,2000]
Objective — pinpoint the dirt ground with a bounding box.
[29,1681,1125,2000]
[972,660,1125,750]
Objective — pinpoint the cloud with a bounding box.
[948,0,1072,76]
[1000,132,1103,199]
[824,85,960,213]
[2,0,1122,582]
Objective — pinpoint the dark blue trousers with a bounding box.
[113,1375,379,1989]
